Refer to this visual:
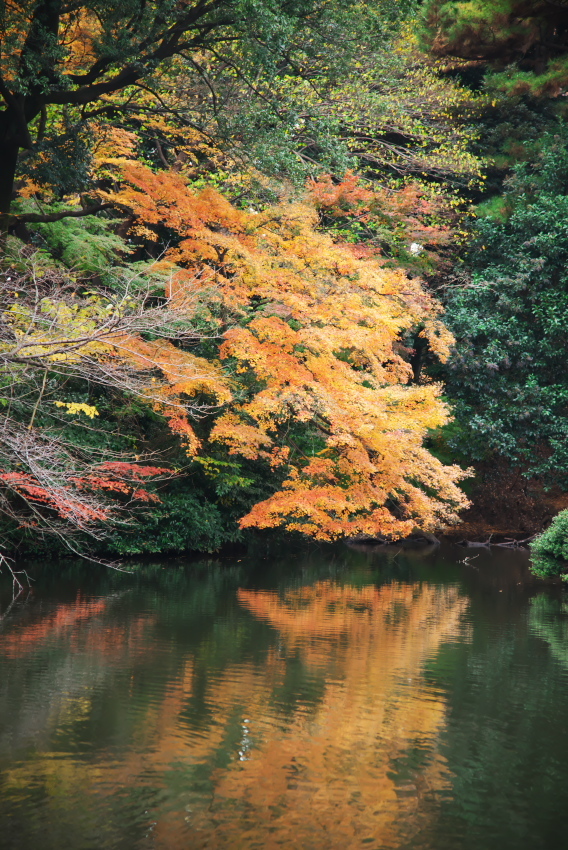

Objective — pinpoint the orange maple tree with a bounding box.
[99,160,469,540]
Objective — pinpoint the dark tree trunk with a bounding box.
[410,334,429,384]
[0,99,42,218]
[0,142,20,215]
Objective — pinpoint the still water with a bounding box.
[1,542,568,849]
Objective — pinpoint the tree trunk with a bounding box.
[0,142,19,215]
[410,334,428,384]
[0,80,44,220]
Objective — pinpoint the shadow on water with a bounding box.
[0,542,567,850]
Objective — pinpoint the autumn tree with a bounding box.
[102,161,470,541]
[0,0,416,219]
[90,21,482,198]
[309,170,456,273]
[0,3,482,554]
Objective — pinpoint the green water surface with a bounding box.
[0,542,567,849]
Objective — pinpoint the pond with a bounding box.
[1,542,568,850]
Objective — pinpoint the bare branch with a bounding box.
[0,248,228,547]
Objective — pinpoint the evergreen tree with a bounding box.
[441,131,568,484]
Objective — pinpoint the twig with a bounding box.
[459,553,479,566]
[0,552,32,602]
[28,368,47,429]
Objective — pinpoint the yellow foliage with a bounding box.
[54,401,99,419]
[91,125,139,179]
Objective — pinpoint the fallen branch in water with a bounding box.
[455,533,536,549]
[493,534,537,548]
[456,535,493,548]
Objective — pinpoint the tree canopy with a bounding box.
[0,0,417,216]
[16,0,568,565]
[441,132,568,483]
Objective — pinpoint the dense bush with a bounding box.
[103,490,242,556]
[530,511,568,578]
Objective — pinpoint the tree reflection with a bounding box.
[180,581,469,850]
[0,570,470,850]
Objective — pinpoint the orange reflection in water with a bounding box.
[0,594,108,658]
[152,580,469,849]
[1,580,469,850]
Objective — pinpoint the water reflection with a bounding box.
[530,592,568,647]
[206,582,470,850]
[0,547,567,850]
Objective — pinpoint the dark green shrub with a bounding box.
[441,130,568,483]
[530,511,568,577]
[103,490,242,556]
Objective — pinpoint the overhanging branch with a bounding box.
[2,203,113,228]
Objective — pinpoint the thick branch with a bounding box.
[2,203,113,227]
